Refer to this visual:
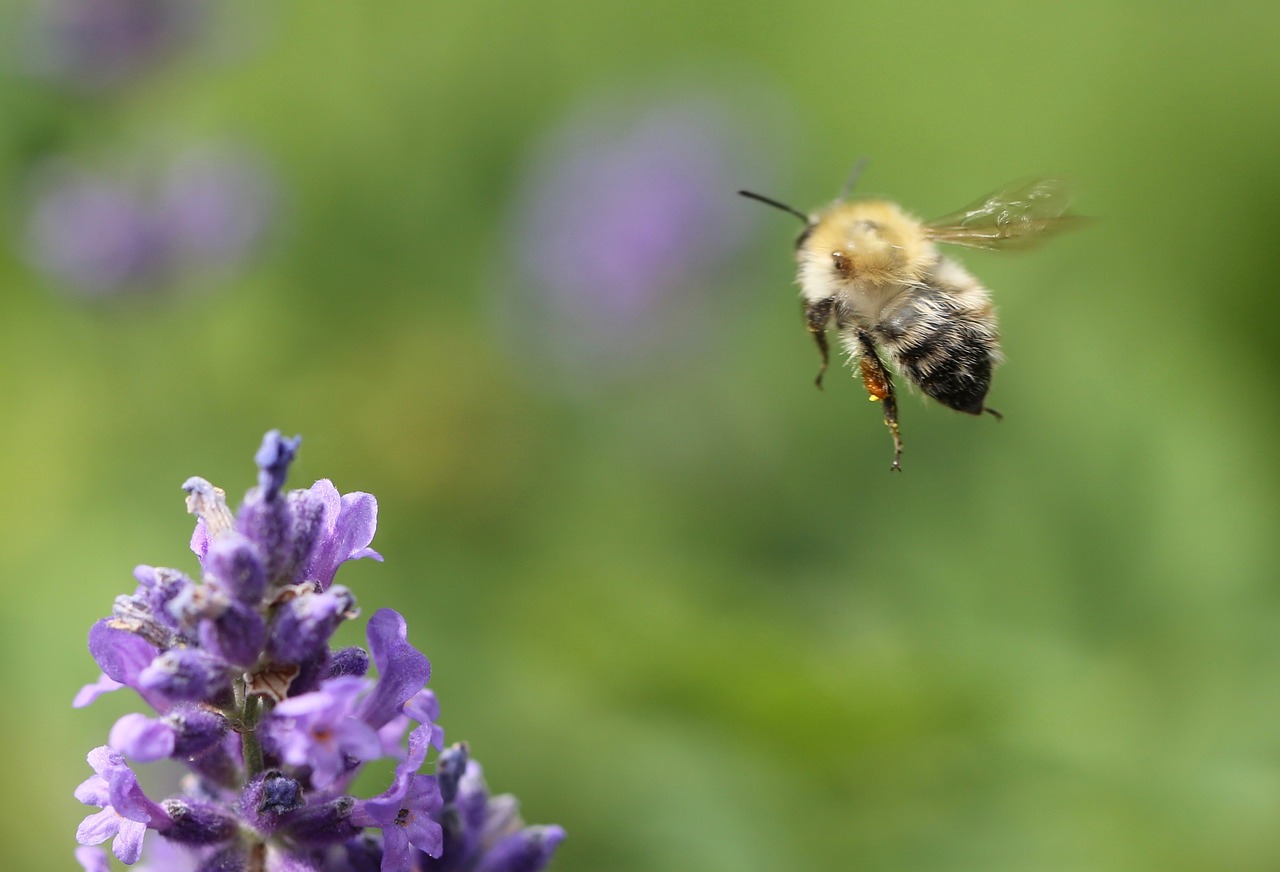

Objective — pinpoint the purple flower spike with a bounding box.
[359,609,432,730]
[75,431,563,869]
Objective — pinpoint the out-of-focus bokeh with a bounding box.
[5,1,1280,869]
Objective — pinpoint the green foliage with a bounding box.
[4,1,1280,869]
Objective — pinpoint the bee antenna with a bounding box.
[839,157,869,200]
[738,190,809,224]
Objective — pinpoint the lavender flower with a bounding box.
[75,431,562,871]
[23,0,214,92]
[24,147,276,299]
[423,745,565,872]
[25,166,169,297]
[503,92,772,383]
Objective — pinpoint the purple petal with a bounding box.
[380,826,413,872]
[265,849,328,871]
[300,484,382,590]
[473,826,566,872]
[74,672,124,708]
[273,675,368,718]
[75,773,111,807]
[107,764,171,827]
[403,688,440,724]
[87,744,127,775]
[404,813,444,858]
[377,714,411,759]
[190,518,210,564]
[112,818,149,864]
[403,724,434,773]
[75,845,110,872]
[334,718,384,762]
[88,619,159,685]
[110,713,176,762]
[358,609,431,730]
[76,808,120,845]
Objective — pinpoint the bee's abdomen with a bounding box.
[875,292,1000,415]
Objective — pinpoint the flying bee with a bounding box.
[740,165,1087,470]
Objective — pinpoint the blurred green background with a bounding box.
[4,1,1280,869]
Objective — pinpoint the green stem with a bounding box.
[241,692,265,779]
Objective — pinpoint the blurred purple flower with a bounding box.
[24,0,214,92]
[160,146,277,266]
[26,168,169,296]
[23,146,277,299]
[504,93,776,380]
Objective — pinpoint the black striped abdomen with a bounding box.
[874,290,1000,415]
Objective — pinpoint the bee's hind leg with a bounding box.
[853,330,904,472]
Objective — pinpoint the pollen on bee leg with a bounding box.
[853,331,904,471]
[858,356,891,401]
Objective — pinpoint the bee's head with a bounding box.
[828,218,901,279]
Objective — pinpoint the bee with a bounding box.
[741,164,1086,470]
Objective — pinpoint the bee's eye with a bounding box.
[831,251,852,276]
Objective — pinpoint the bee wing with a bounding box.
[925,176,1089,250]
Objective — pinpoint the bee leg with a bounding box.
[853,330,904,472]
[804,297,835,389]
[984,406,1003,421]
